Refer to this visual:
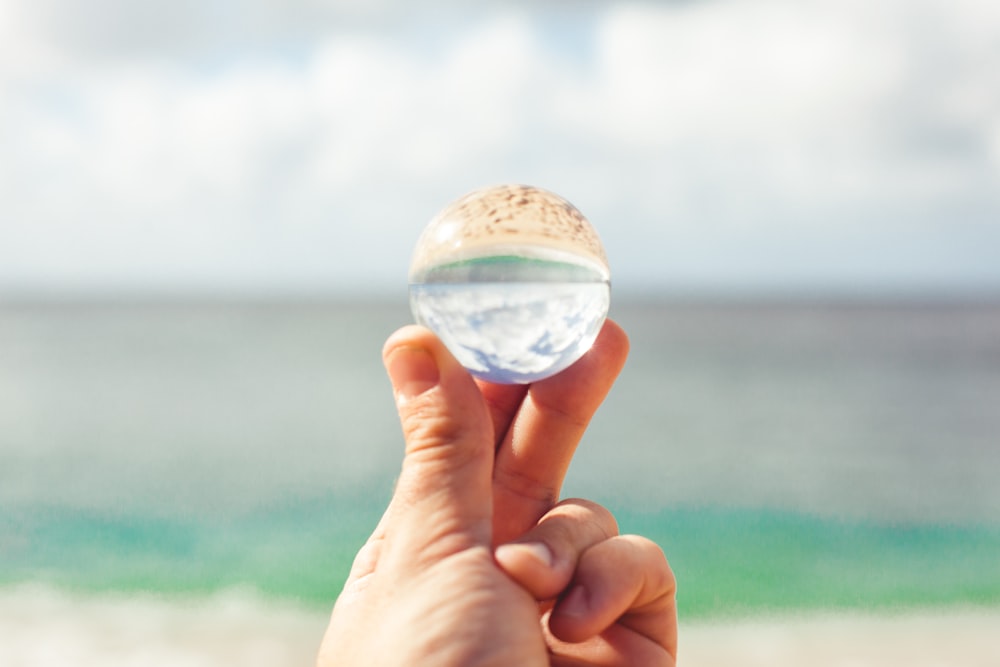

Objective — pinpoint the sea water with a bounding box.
[3,300,1000,621]
[409,279,610,384]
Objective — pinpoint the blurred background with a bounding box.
[3,0,999,298]
[1,0,999,663]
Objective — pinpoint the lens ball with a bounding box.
[408,184,611,384]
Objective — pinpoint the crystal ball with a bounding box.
[408,184,611,384]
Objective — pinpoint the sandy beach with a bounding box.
[681,609,1000,667]
[2,585,998,666]
[0,586,327,667]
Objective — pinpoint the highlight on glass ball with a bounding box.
[408,184,611,384]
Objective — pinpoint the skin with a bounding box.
[318,320,677,667]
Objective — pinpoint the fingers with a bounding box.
[496,499,678,666]
[546,623,675,667]
[474,380,528,447]
[495,498,677,659]
[494,498,619,601]
[548,535,677,657]
[380,325,495,565]
[375,319,628,577]
[492,320,629,543]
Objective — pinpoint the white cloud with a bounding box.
[574,3,898,146]
[550,2,919,220]
[1,1,998,295]
[0,8,553,292]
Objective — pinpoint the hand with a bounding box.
[317,321,677,666]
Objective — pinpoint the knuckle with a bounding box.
[624,535,677,597]
[528,499,621,567]
[401,399,473,456]
[493,462,559,506]
[553,497,619,538]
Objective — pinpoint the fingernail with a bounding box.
[387,346,439,403]
[495,542,554,570]
[559,584,588,617]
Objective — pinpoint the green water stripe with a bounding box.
[3,503,998,616]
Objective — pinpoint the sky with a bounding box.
[1,0,999,297]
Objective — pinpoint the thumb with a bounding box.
[381,325,495,563]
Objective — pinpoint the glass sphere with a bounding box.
[408,184,610,384]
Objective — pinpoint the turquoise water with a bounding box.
[2,299,999,618]
[3,501,999,618]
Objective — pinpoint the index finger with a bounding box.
[379,327,496,567]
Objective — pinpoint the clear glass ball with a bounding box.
[408,184,611,384]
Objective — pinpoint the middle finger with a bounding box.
[491,319,629,544]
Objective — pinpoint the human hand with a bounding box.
[317,321,677,666]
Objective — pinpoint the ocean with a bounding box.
[1,298,999,663]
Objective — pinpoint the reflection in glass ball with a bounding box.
[408,184,611,384]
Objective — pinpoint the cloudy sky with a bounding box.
[2,0,999,297]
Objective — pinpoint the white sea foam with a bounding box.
[0,585,327,667]
[2,585,998,667]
